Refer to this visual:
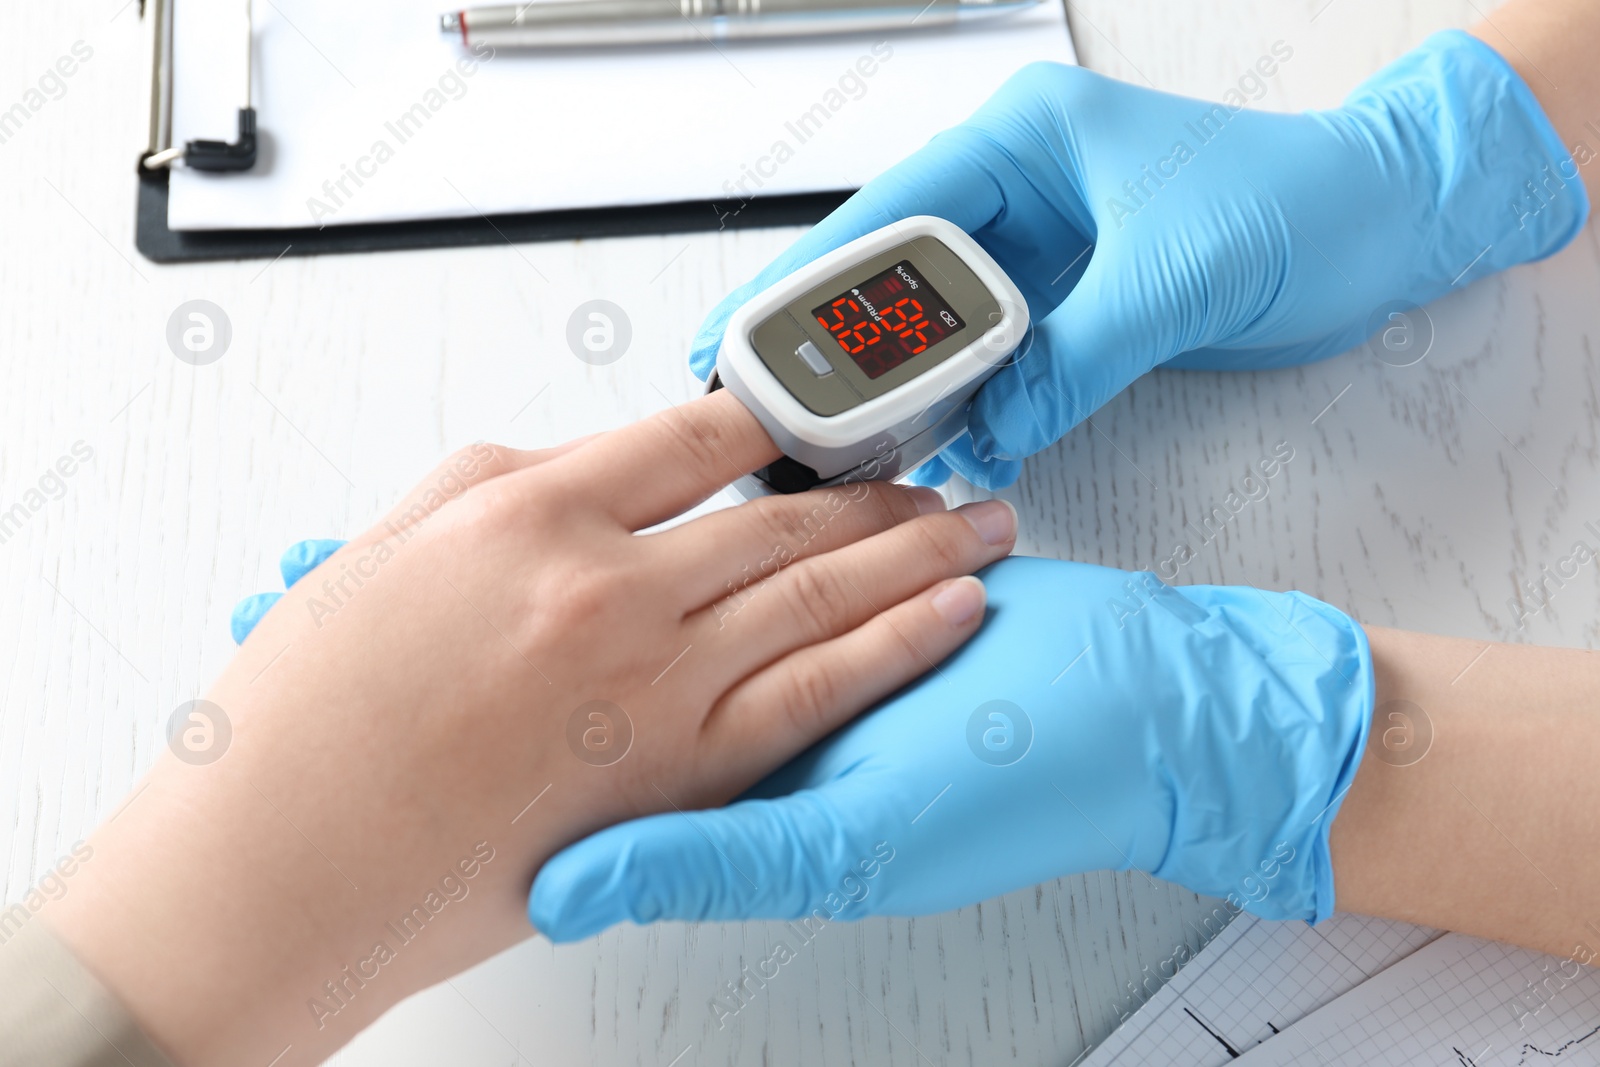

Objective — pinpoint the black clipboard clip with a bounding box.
[141,0,257,173]
[150,108,257,172]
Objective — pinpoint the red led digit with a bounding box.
[808,261,966,379]
[888,298,924,353]
[819,296,868,353]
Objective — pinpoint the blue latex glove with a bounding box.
[529,556,1373,940]
[230,539,346,643]
[693,31,1586,489]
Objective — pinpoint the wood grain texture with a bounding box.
[4,0,1592,1064]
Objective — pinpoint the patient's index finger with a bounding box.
[560,389,781,529]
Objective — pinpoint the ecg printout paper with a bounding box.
[1081,913,1442,1067]
[166,0,1076,230]
[1233,932,1600,1067]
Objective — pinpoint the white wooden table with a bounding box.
[5,0,1595,1063]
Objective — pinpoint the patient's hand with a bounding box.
[42,389,1016,1067]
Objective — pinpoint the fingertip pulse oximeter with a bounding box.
[713,215,1028,497]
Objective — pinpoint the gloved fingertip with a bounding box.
[529,839,640,943]
[967,405,1038,469]
[929,434,996,489]
[687,344,718,383]
[230,592,282,645]
[907,457,954,487]
[967,426,1001,464]
[967,457,1024,491]
[280,539,346,588]
[938,434,1024,490]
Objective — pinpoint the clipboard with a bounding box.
[134,164,851,263]
[134,0,850,263]
[136,0,1072,264]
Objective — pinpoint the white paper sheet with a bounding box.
[1082,913,1442,1067]
[168,0,1075,230]
[1234,933,1600,1067]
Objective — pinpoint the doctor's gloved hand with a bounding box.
[529,556,1375,940]
[230,539,345,642]
[690,31,1586,489]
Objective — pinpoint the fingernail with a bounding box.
[931,576,986,626]
[957,498,1018,546]
[905,485,947,515]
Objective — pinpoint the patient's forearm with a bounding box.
[1330,627,1600,958]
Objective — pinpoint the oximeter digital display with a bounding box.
[713,215,1029,497]
[810,259,966,379]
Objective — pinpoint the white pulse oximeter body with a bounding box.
[713,215,1029,497]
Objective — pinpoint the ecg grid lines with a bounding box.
[1083,913,1440,1067]
[1233,934,1600,1067]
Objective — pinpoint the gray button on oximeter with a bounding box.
[794,340,833,377]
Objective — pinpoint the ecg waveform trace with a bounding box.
[1233,934,1600,1067]
[1082,912,1440,1067]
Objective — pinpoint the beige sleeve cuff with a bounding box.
[0,916,175,1067]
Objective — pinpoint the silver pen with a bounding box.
[439,0,1041,49]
